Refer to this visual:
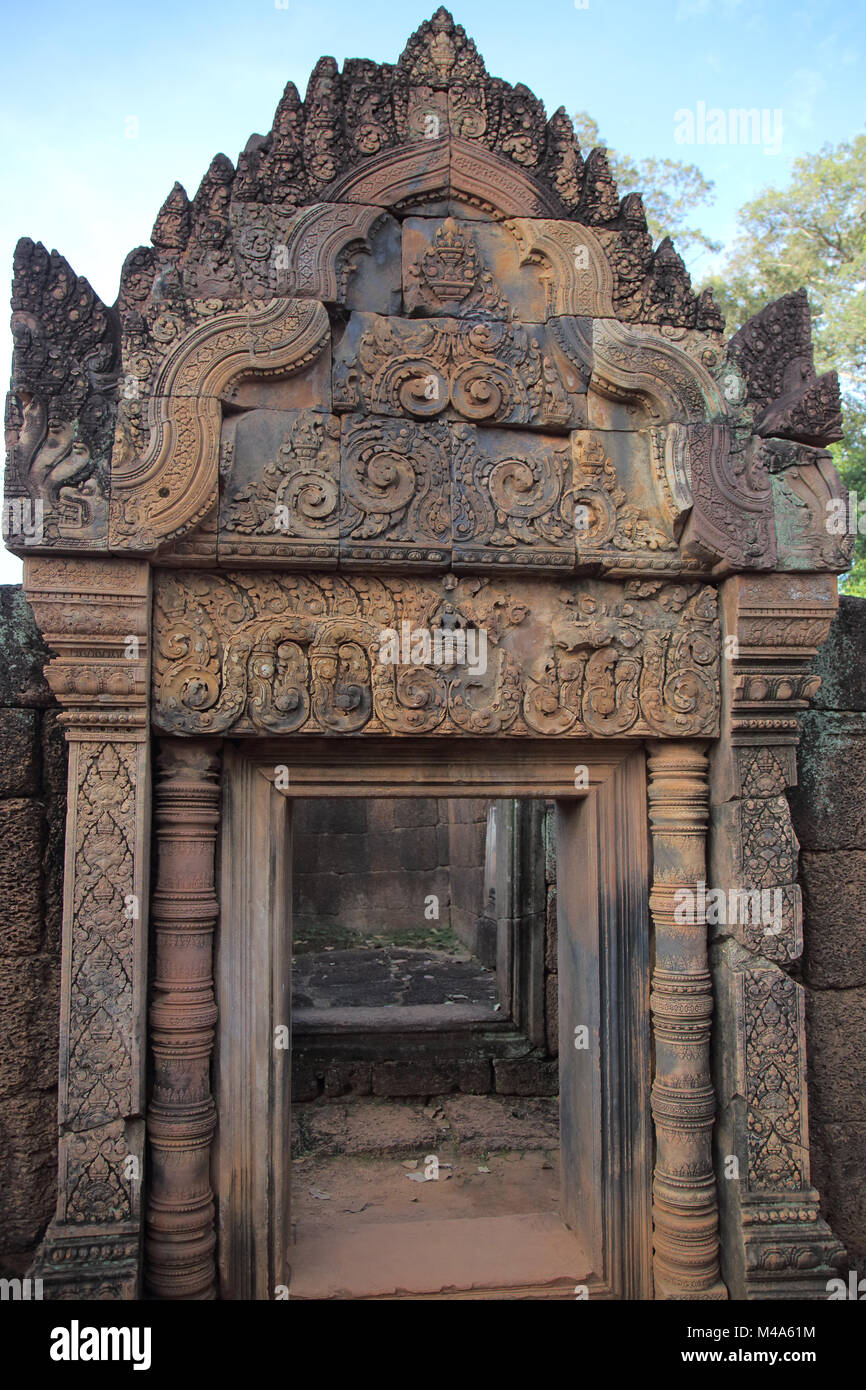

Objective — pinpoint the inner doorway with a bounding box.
[213,739,652,1300]
[289,792,563,1298]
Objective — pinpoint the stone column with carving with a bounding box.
[24,557,150,1300]
[648,741,727,1299]
[145,740,221,1299]
[710,573,846,1298]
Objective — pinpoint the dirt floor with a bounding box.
[288,1094,589,1299]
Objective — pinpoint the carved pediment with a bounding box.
[4,8,845,583]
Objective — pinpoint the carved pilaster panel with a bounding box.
[647,743,726,1299]
[145,740,221,1300]
[23,557,150,1300]
[710,571,846,1297]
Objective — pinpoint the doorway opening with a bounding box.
[289,793,570,1298]
[214,740,652,1300]
[291,796,550,1058]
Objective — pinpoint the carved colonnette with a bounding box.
[146,741,221,1299]
[23,557,150,1299]
[648,743,726,1299]
[709,573,847,1297]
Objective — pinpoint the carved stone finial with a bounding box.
[578,146,620,224]
[4,238,119,548]
[729,290,843,445]
[644,236,699,326]
[397,8,486,88]
[180,154,238,298]
[151,182,191,252]
[234,82,309,205]
[304,56,350,190]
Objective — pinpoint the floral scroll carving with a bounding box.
[10,7,855,1308]
[110,297,330,549]
[333,312,583,429]
[152,570,720,740]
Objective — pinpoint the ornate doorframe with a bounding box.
[212,739,657,1300]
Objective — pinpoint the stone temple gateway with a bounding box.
[2,9,856,1299]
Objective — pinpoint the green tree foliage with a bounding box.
[701,135,866,592]
[702,136,866,383]
[572,112,721,257]
[830,401,866,595]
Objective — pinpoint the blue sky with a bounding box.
[1,0,863,580]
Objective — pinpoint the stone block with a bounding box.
[791,712,866,852]
[572,428,681,572]
[452,425,575,572]
[0,1091,57,1253]
[0,956,60,1098]
[366,800,395,832]
[297,1097,445,1158]
[545,887,558,972]
[493,1058,559,1096]
[806,985,866,1125]
[810,596,866,712]
[0,587,52,708]
[801,852,866,989]
[0,801,43,954]
[332,312,585,430]
[441,1093,559,1150]
[394,799,440,829]
[361,826,440,873]
[296,799,367,836]
[371,1060,458,1096]
[292,1056,323,1103]
[402,217,546,322]
[545,973,559,1057]
[220,408,341,566]
[340,414,451,568]
[809,1121,866,1262]
[0,709,37,797]
[323,1063,373,1097]
[457,1059,492,1094]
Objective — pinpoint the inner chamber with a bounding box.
[286,795,590,1299]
